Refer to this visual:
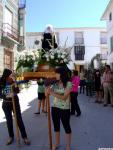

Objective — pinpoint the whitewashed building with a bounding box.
[0,0,26,74]
[26,27,108,71]
[101,0,113,69]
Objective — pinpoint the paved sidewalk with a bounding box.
[0,83,113,150]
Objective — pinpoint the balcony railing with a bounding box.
[100,38,107,44]
[19,0,26,9]
[75,54,84,60]
[2,23,19,42]
[75,38,84,44]
[74,46,85,54]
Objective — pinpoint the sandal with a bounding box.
[52,144,60,150]
[6,137,14,145]
[42,110,47,113]
[23,138,31,145]
[34,112,40,114]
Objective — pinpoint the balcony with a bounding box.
[100,38,107,44]
[75,54,84,61]
[19,0,26,9]
[75,38,84,44]
[2,23,19,44]
[74,46,85,61]
[74,46,85,55]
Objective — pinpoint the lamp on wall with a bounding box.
[32,40,40,50]
[34,40,40,45]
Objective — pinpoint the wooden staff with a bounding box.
[11,84,20,145]
[46,94,52,150]
[45,95,48,116]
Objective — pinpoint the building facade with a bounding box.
[0,0,26,74]
[26,27,108,71]
[101,0,113,69]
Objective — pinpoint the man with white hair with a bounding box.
[42,24,58,51]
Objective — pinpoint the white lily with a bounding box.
[61,55,65,59]
[50,55,54,59]
[64,59,67,62]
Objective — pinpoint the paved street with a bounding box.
[0,83,113,150]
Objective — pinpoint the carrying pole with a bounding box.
[46,94,52,150]
[11,84,20,146]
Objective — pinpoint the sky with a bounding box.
[26,0,110,32]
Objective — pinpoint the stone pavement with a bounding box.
[0,83,113,150]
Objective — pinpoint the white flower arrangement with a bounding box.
[37,47,72,68]
[16,50,39,71]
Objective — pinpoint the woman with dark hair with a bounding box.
[94,69,102,103]
[0,68,30,145]
[79,70,85,94]
[70,70,81,116]
[45,67,72,150]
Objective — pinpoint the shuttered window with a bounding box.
[110,36,113,52]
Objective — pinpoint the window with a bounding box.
[100,47,108,60]
[74,46,85,54]
[4,7,13,34]
[100,32,107,44]
[75,32,84,44]
[74,46,85,60]
[110,36,113,52]
[109,12,112,21]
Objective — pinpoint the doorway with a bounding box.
[4,49,13,69]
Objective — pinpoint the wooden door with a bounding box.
[4,49,13,69]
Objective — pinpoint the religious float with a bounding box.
[15,47,72,150]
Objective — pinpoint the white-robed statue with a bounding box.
[42,24,58,51]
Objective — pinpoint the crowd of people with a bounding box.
[79,65,113,107]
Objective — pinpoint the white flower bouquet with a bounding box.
[37,47,71,68]
[16,50,39,71]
